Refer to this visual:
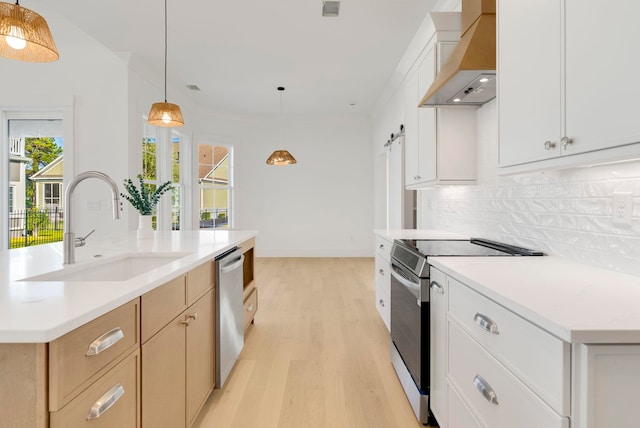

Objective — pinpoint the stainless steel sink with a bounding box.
[22,253,190,282]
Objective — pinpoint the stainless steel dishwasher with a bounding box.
[215,247,245,387]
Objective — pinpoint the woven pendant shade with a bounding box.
[0,1,58,62]
[147,0,184,128]
[266,87,296,166]
[148,102,184,127]
[266,150,297,166]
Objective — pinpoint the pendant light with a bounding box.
[147,0,184,127]
[266,87,297,166]
[0,0,58,62]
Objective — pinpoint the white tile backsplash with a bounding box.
[419,100,640,276]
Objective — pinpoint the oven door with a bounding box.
[390,261,430,392]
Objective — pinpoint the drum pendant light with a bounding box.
[266,87,297,166]
[0,0,59,62]
[147,0,184,127]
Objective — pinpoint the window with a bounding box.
[170,132,182,230]
[44,183,61,207]
[5,115,63,249]
[198,144,231,229]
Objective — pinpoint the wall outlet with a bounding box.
[612,192,633,225]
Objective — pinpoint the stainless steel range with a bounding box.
[389,238,544,425]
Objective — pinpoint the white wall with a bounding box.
[0,14,130,241]
[192,112,374,257]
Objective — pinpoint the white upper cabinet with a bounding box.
[564,1,640,154]
[405,37,477,189]
[498,0,562,166]
[499,0,640,171]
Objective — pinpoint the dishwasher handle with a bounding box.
[220,254,245,274]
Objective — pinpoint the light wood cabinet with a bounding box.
[186,290,215,425]
[0,343,47,428]
[141,262,215,428]
[141,314,186,428]
[405,37,477,189]
[49,298,140,411]
[240,238,258,332]
[498,0,640,171]
[141,275,187,343]
[243,287,258,332]
[50,350,140,428]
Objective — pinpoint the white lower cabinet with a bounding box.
[434,267,640,428]
[374,234,393,331]
[449,322,569,428]
[572,344,640,428]
[429,268,447,427]
[447,382,483,428]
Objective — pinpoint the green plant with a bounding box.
[121,175,173,215]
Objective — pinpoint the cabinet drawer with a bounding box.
[243,287,258,332]
[50,349,140,428]
[374,255,391,295]
[375,236,392,261]
[449,322,568,428]
[141,274,187,343]
[448,382,483,428]
[187,261,214,306]
[448,279,570,415]
[375,282,390,331]
[49,299,140,411]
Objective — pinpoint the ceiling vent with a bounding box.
[322,1,340,17]
[186,84,201,91]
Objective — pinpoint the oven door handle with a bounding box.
[390,265,422,304]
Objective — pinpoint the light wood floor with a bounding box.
[193,257,428,428]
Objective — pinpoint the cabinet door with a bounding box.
[404,67,420,186]
[186,290,215,426]
[142,315,186,428]
[498,0,563,166]
[429,268,447,427]
[564,1,640,155]
[50,351,140,428]
[417,46,437,184]
[573,344,640,428]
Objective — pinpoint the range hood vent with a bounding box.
[419,0,496,107]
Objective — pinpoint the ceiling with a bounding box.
[33,0,437,117]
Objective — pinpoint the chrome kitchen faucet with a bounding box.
[63,171,121,264]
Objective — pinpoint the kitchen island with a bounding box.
[0,229,258,428]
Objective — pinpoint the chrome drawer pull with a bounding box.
[86,327,124,356]
[430,281,444,294]
[247,304,254,312]
[379,299,385,307]
[379,269,385,275]
[473,375,499,405]
[473,313,500,334]
[379,244,385,250]
[87,384,125,420]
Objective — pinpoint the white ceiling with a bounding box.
[33,0,437,117]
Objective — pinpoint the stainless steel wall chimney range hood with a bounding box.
[419,0,496,107]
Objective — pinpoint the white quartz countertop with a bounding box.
[374,229,469,240]
[0,230,257,343]
[428,256,640,344]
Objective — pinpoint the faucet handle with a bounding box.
[76,229,96,247]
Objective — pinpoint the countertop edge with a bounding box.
[0,230,258,343]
